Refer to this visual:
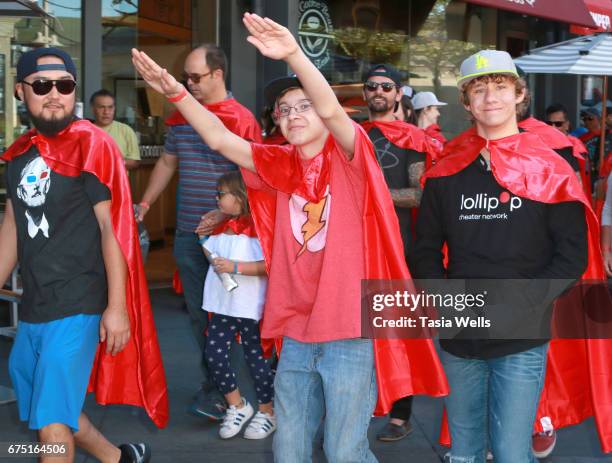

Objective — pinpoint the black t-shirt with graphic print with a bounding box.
[412,155,588,359]
[5,146,111,323]
[368,127,425,260]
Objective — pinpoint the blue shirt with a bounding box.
[164,124,238,232]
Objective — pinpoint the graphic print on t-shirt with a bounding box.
[16,156,52,238]
[458,190,523,222]
[289,185,331,258]
[371,135,400,170]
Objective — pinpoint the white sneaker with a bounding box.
[219,398,254,439]
[244,411,277,439]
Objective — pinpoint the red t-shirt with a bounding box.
[245,125,369,342]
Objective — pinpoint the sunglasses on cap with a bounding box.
[545,120,565,127]
[181,71,213,84]
[21,79,77,96]
[364,81,398,93]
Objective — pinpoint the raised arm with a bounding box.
[131,49,255,171]
[243,13,356,158]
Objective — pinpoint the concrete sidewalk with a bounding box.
[0,288,609,462]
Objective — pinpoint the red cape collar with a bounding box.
[212,215,258,238]
[164,97,262,143]
[361,119,435,153]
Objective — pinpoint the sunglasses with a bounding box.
[181,70,213,84]
[581,116,595,121]
[545,120,565,127]
[21,79,76,96]
[215,190,232,200]
[364,81,398,93]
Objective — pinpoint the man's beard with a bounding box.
[367,97,393,114]
[26,103,74,137]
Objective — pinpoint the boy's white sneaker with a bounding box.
[244,411,277,439]
[219,398,254,439]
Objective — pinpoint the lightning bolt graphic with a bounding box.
[297,195,328,257]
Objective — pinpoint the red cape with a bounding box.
[428,128,611,452]
[165,97,262,143]
[211,215,258,238]
[241,124,449,415]
[361,120,441,170]
[519,117,591,199]
[2,120,169,428]
[424,124,447,149]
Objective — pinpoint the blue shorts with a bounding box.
[8,314,101,431]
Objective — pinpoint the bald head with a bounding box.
[183,44,227,103]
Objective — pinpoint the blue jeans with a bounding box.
[173,229,210,376]
[273,337,378,463]
[441,343,549,463]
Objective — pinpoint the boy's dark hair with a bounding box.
[218,171,249,215]
[195,43,227,79]
[545,103,568,120]
[90,89,115,105]
[399,95,417,125]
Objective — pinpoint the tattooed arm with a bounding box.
[389,161,424,208]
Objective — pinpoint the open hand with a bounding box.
[131,48,184,99]
[243,13,299,61]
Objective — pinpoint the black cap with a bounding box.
[580,107,601,118]
[364,63,402,86]
[16,47,77,83]
[264,76,302,108]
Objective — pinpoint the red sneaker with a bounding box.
[532,430,557,459]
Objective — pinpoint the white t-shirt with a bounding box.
[202,233,267,321]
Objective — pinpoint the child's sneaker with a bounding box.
[244,411,277,439]
[219,398,254,439]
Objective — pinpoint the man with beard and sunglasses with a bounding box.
[360,63,439,443]
[0,47,168,463]
[134,43,261,421]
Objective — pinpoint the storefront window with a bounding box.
[101,0,139,130]
[298,0,492,137]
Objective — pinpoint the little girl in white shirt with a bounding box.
[201,171,275,440]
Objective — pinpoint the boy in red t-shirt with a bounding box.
[132,13,447,460]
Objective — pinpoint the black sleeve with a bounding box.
[554,147,579,173]
[83,172,111,206]
[410,178,446,278]
[537,200,588,280]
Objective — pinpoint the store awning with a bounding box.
[514,33,612,75]
[463,0,597,28]
[571,0,612,34]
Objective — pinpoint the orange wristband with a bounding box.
[167,88,188,103]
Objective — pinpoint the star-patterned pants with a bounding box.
[205,313,274,404]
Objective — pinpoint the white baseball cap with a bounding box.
[412,92,447,110]
[400,85,414,98]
